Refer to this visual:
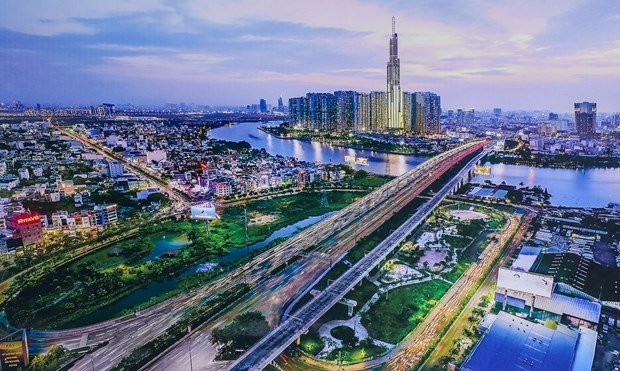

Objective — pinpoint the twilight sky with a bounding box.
[1,0,619,112]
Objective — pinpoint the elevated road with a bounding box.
[146,141,486,371]
[26,140,484,370]
[228,145,490,371]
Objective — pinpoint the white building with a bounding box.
[146,149,167,164]
[18,167,30,180]
[107,161,124,178]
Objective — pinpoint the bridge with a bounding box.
[17,140,485,370]
[228,144,490,371]
[145,140,487,371]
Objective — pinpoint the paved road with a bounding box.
[227,144,489,371]
[147,142,486,371]
[420,211,533,370]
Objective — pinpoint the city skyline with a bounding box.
[1,1,619,111]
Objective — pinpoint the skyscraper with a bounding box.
[387,17,404,131]
[410,92,441,135]
[259,98,268,113]
[574,102,596,136]
[277,95,284,112]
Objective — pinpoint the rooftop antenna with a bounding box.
[392,16,396,35]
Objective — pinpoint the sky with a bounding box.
[0,0,619,112]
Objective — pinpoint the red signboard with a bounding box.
[16,214,41,225]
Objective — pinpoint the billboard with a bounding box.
[497,267,554,298]
[190,202,218,220]
[0,330,29,369]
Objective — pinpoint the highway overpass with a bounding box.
[228,144,490,371]
[15,140,484,370]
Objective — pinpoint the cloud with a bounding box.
[87,44,179,53]
[88,53,231,81]
[0,0,174,35]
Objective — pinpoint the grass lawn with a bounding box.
[442,255,474,283]
[345,278,378,311]
[220,191,364,247]
[325,341,387,363]
[443,235,472,250]
[345,175,391,189]
[362,279,451,344]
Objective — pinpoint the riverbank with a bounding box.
[485,151,620,168]
[471,161,620,208]
[258,126,438,156]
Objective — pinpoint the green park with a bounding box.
[0,183,388,329]
[295,201,509,364]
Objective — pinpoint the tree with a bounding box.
[211,311,270,360]
[28,344,68,370]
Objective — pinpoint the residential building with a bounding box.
[574,102,597,136]
[107,161,124,178]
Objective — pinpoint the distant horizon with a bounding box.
[1,1,619,112]
[2,99,615,116]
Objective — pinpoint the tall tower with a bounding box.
[574,102,597,137]
[387,16,404,131]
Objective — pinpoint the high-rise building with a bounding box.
[353,93,371,132]
[493,108,501,116]
[386,17,404,131]
[370,91,388,131]
[334,91,355,131]
[411,92,441,135]
[259,99,268,113]
[277,95,284,112]
[402,92,413,132]
[289,97,308,128]
[574,102,596,136]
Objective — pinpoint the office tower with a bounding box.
[574,102,596,136]
[387,17,404,131]
[277,95,284,112]
[259,99,268,113]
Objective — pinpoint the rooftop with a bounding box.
[463,311,582,371]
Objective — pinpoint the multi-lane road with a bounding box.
[228,143,489,371]
[8,135,484,370]
[146,141,486,371]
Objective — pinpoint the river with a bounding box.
[209,121,429,176]
[212,122,619,208]
[472,163,620,208]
